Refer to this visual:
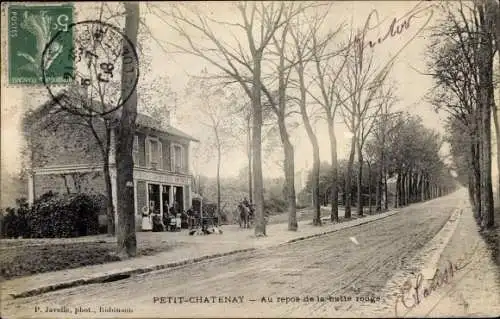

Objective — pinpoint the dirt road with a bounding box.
[1,194,462,318]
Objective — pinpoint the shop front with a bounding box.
[133,168,191,231]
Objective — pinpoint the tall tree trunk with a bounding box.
[298,65,321,226]
[277,113,297,231]
[494,0,500,202]
[368,162,372,213]
[247,115,253,203]
[375,166,382,211]
[311,145,321,226]
[410,173,413,202]
[384,173,388,210]
[216,142,221,225]
[252,52,266,237]
[273,35,297,231]
[375,142,385,212]
[478,1,495,229]
[357,142,364,216]
[103,126,115,236]
[345,136,356,218]
[410,172,416,202]
[116,1,139,258]
[395,169,402,208]
[492,103,500,202]
[402,172,407,206]
[426,178,431,200]
[90,121,115,236]
[473,130,482,221]
[327,115,339,222]
[405,170,410,205]
[468,170,476,208]
[468,127,481,222]
[284,135,298,231]
[420,172,425,202]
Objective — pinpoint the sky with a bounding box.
[142,1,449,177]
[1,1,498,182]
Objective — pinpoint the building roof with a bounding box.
[26,90,199,143]
[107,110,199,143]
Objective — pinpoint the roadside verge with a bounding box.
[363,207,463,318]
[403,202,500,317]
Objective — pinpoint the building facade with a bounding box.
[26,99,198,231]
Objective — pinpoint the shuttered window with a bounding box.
[146,137,163,170]
[132,135,139,165]
[172,144,184,173]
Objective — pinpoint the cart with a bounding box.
[190,197,220,234]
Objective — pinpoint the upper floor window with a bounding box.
[146,137,162,170]
[172,144,184,173]
[132,135,139,164]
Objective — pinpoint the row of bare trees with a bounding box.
[427,0,499,230]
[145,2,458,237]
[303,111,458,211]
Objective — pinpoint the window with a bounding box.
[146,137,163,169]
[132,135,139,165]
[149,139,160,169]
[172,144,184,172]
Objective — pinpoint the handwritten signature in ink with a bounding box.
[394,257,472,317]
[355,0,436,51]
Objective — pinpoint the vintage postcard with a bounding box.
[1,1,499,318]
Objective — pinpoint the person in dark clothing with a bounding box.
[186,208,195,229]
[242,197,250,208]
[152,213,165,232]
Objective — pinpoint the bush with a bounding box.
[1,192,103,239]
[28,193,101,238]
[264,197,287,214]
[1,198,30,238]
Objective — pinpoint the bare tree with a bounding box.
[232,96,278,205]
[354,86,392,216]
[183,71,238,223]
[477,0,496,228]
[116,2,140,258]
[151,2,303,236]
[238,101,254,203]
[259,3,308,231]
[139,74,177,127]
[306,12,347,223]
[490,0,500,202]
[336,24,392,218]
[427,1,495,228]
[371,99,400,212]
[289,8,332,226]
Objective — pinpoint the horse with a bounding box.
[247,204,255,225]
[238,203,251,228]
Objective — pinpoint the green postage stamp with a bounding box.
[8,4,74,85]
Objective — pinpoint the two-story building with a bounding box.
[24,92,198,231]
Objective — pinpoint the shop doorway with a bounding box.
[148,184,160,215]
[162,185,171,216]
[174,186,184,211]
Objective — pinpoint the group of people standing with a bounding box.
[142,201,185,232]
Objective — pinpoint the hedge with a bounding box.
[264,197,287,214]
[1,192,104,239]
